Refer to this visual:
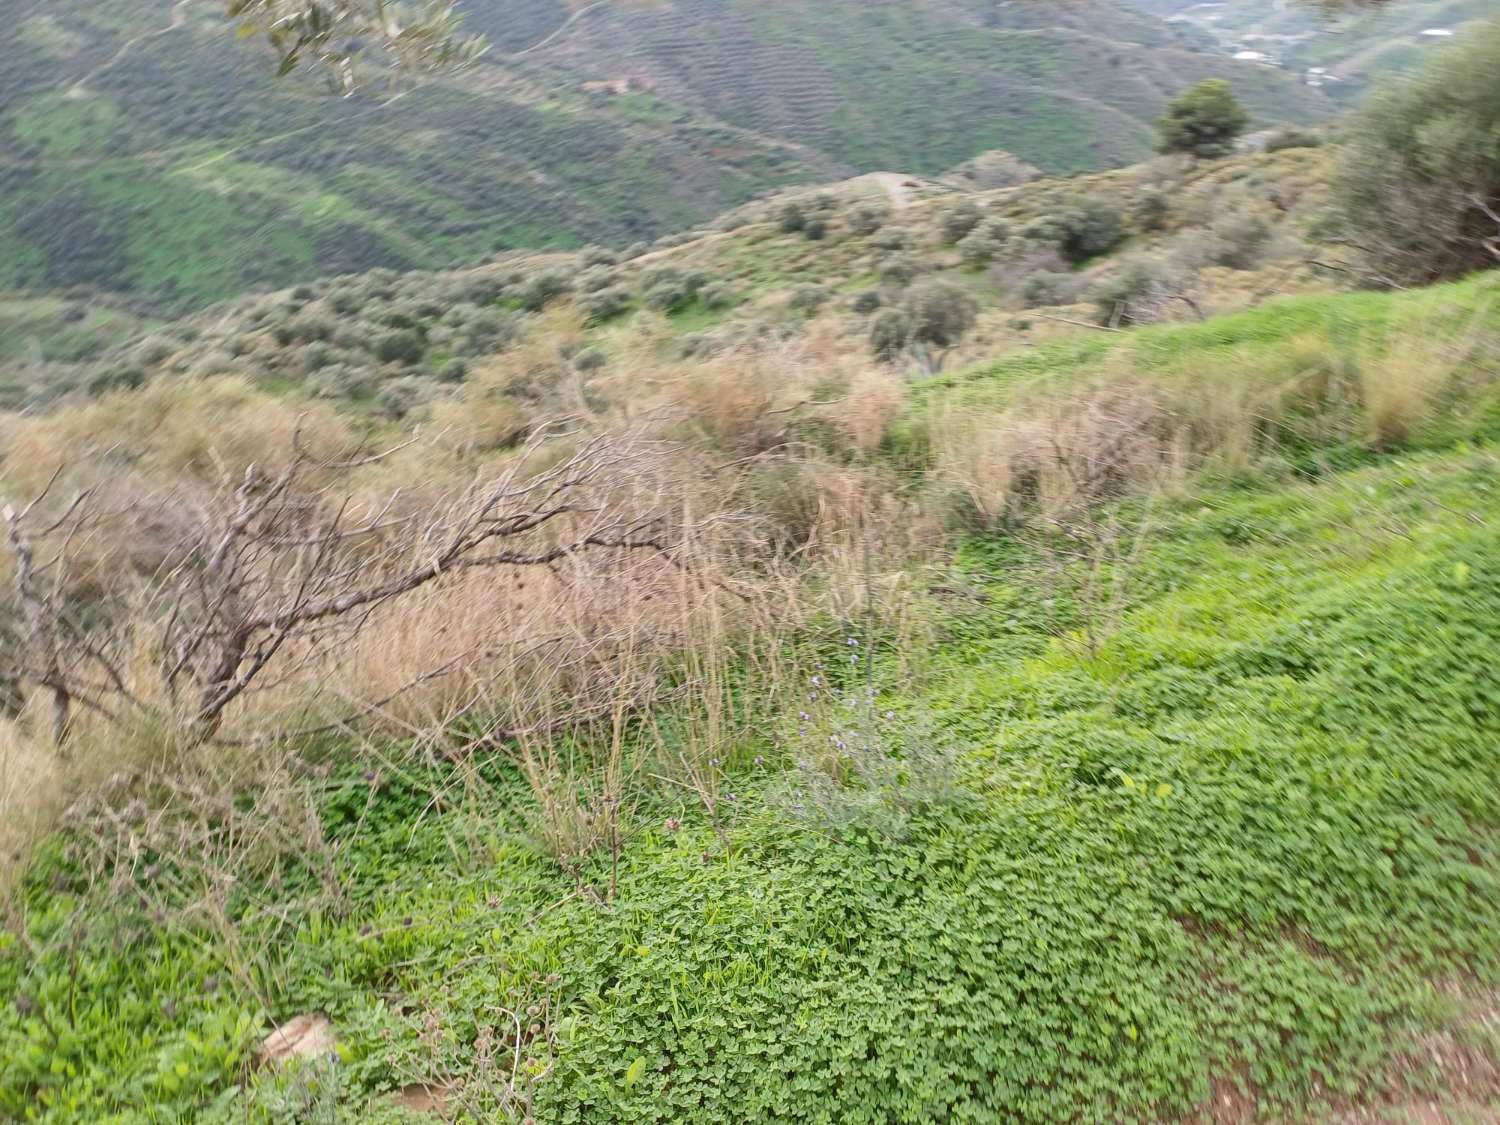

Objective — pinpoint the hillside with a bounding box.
[3,267,1500,1120]
[0,0,1333,311]
[1124,0,1498,99]
[4,141,1338,412]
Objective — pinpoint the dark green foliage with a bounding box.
[518,270,574,312]
[573,346,608,373]
[579,285,633,324]
[372,328,425,365]
[1054,198,1125,264]
[436,357,468,383]
[700,282,736,310]
[1133,187,1170,233]
[1155,79,1250,159]
[851,289,883,315]
[641,266,710,312]
[938,200,984,244]
[1020,270,1083,307]
[1332,16,1500,286]
[869,307,915,361]
[958,218,1010,268]
[788,285,828,315]
[847,203,890,237]
[906,279,978,349]
[877,253,923,287]
[1263,126,1322,153]
[1088,254,1184,325]
[778,202,807,234]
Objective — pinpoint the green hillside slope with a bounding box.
[0,0,1332,311]
[4,274,1500,1120]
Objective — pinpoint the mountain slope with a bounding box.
[0,0,1332,312]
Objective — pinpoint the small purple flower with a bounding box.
[754,756,764,767]
[810,675,822,687]
[799,711,810,722]
[709,757,720,768]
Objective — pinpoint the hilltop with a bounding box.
[0,0,1332,311]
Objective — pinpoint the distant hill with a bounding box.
[0,0,1333,312]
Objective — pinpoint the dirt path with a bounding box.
[869,173,917,210]
[68,0,192,98]
[510,0,610,58]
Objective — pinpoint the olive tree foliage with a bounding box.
[226,0,487,93]
[869,280,978,374]
[1155,79,1249,159]
[1332,16,1500,287]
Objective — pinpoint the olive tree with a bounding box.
[1155,80,1249,160]
[226,0,486,93]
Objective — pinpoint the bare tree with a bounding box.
[2,430,678,746]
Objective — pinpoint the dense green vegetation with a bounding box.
[0,0,1332,311]
[4,271,1500,1121]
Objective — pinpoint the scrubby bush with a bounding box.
[296,341,338,373]
[869,228,910,253]
[878,253,923,286]
[1019,271,1083,307]
[580,245,618,267]
[1206,211,1272,269]
[788,285,828,315]
[905,279,978,350]
[577,266,619,293]
[778,201,807,234]
[700,282,736,310]
[1333,16,1500,285]
[847,203,890,236]
[1055,199,1125,264]
[641,266,710,312]
[1134,188,1171,233]
[373,328,425,365]
[518,269,573,312]
[1089,254,1186,326]
[1156,78,1249,159]
[579,285,632,324]
[938,200,984,244]
[1263,126,1322,153]
[869,308,915,362]
[436,357,468,383]
[802,216,829,241]
[851,289,883,315]
[958,218,1010,268]
[375,376,436,419]
[133,335,177,365]
[325,288,364,316]
[573,346,608,373]
[307,362,377,400]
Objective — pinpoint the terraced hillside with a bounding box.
[0,0,1332,311]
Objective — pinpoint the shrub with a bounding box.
[869,228,910,253]
[788,285,828,315]
[436,357,468,383]
[958,218,1009,268]
[700,282,736,310]
[375,375,435,419]
[778,201,806,234]
[518,270,573,311]
[905,279,978,350]
[1134,188,1170,233]
[1155,78,1249,159]
[572,346,608,373]
[580,245,618,267]
[1089,254,1185,326]
[848,203,890,236]
[1206,212,1272,270]
[1055,199,1125,264]
[325,288,364,316]
[851,289,883,315]
[938,200,984,244]
[579,285,632,324]
[1333,17,1500,285]
[373,328,425,365]
[577,266,619,293]
[802,216,829,241]
[296,341,338,373]
[878,253,922,286]
[1019,271,1083,307]
[307,362,377,400]
[869,308,915,361]
[1263,126,1322,153]
[641,266,710,312]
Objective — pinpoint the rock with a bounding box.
[257,1013,335,1067]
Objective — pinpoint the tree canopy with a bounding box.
[226,0,486,93]
[1155,79,1249,160]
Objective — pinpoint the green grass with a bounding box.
[6,425,1500,1120]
